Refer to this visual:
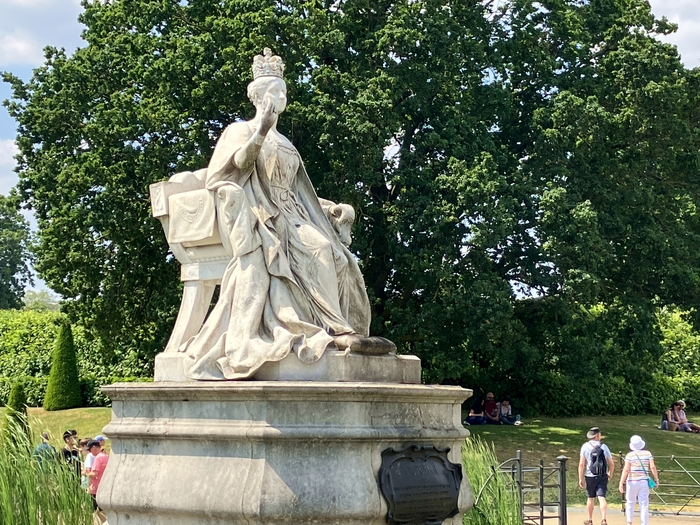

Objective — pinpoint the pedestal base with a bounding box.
[99,382,473,525]
[154,350,422,384]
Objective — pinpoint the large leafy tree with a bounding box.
[3,0,700,414]
[0,194,32,309]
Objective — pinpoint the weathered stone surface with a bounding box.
[155,350,421,384]
[98,382,473,525]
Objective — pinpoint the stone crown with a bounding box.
[253,48,285,80]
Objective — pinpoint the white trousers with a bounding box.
[625,479,650,525]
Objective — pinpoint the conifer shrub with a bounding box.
[4,380,29,436]
[43,322,82,411]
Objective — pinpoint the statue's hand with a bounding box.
[320,200,355,247]
[259,98,278,135]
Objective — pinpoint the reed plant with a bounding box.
[462,436,521,525]
[0,416,93,525]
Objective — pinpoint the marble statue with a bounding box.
[151,48,394,380]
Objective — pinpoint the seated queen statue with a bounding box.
[173,49,394,380]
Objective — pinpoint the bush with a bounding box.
[4,381,29,437]
[43,323,82,411]
[0,309,153,407]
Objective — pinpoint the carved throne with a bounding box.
[150,169,228,354]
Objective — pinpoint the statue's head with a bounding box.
[248,48,287,114]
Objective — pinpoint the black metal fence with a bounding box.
[474,450,569,525]
[618,453,700,516]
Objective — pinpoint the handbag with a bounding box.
[634,452,657,489]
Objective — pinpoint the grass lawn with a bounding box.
[0,407,112,451]
[465,412,700,509]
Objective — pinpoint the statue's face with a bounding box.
[254,77,287,115]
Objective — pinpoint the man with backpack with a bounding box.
[578,427,615,525]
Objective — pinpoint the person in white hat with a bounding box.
[618,435,659,525]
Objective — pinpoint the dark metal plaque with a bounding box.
[378,445,462,525]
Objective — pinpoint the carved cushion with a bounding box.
[168,189,218,244]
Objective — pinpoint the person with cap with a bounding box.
[619,435,659,525]
[578,427,615,525]
[675,400,700,433]
[86,439,109,523]
[83,434,107,475]
[94,434,108,450]
[60,430,80,478]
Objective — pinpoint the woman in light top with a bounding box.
[618,435,659,525]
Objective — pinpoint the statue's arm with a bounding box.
[232,128,267,170]
[232,100,278,170]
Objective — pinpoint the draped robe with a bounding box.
[181,121,371,380]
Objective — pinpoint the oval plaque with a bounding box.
[378,445,462,525]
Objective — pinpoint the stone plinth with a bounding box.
[154,350,422,384]
[98,382,473,525]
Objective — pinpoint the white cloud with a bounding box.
[0,139,19,167]
[0,30,43,66]
[0,0,83,67]
[0,139,19,196]
[648,0,700,68]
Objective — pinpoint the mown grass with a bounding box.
[0,407,111,451]
[464,412,700,510]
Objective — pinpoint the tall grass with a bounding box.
[0,416,93,525]
[462,437,521,525]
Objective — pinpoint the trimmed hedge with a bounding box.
[4,381,29,436]
[43,323,82,411]
[0,309,152,407]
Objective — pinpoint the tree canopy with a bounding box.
[3,0,700,414]
[0,195,32,310]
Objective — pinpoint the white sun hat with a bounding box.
[629,435,646,451]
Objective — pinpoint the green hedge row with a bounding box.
[509,372,700,418]
[0,376,150,407]
[0,309,153,407]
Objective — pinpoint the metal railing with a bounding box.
[475,450,569,525]
[618,453,700,515]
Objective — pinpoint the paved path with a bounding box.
[562,507,700,524]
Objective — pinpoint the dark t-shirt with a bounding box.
[61,447,81,477]
[484,400,499,418]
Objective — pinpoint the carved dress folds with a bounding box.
[181,122,370,380]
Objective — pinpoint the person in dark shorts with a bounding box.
[578,427,614,525]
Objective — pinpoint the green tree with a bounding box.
[3,0,700,415]
[4,380,29,436]
[43,322,82,411]
[0,194,32,310]
[23,290,61,312]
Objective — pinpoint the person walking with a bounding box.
[619,435,659,525]
[579,427,615,525]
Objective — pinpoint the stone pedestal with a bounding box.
[154,350,422,384]
[98,382,473,525]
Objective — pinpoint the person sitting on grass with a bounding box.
[484,392,501,424]
[464,397,487,425]
[675,400,700,433]
[497,396,520,425]
[660,402,680,431]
